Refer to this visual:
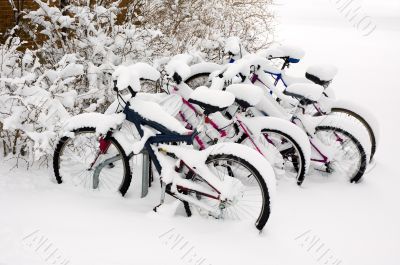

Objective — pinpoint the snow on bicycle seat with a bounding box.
[281,74,312,86]
[128,98,192,135]
[284,83,324,105]
[226,84,264,109]
[135,93,183,117]
[188,86,235,115]
[305,64,338,87]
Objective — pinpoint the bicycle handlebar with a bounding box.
[267,56,291,70]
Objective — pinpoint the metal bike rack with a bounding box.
[92,154,121,189]
[141,150,150,198]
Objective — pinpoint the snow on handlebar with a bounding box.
[217,54,280,82]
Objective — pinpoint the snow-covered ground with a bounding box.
[1,0,400,264]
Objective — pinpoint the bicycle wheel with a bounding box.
[189,153,271,231]
[330,107,377,161]
[185,73,211,89]
[314,126,367,183]
[53,127,131,195]
[238,129,307,186]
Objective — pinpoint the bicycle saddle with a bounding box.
[225,84,264,109]
[305,64,338,87]
[127,98,193,135]
[284,83,324,105]
[188,86,235,115]
[135,93,183,117]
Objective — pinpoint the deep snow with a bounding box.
[1,0,400,264]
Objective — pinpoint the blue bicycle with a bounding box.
[53,63,275,231]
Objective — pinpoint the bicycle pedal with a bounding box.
[153,200,181,217]
[153,203,163,212]
[312,166,331,176]
[314,167,328,173]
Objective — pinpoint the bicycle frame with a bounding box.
[122,101,195,174]
[176,91,274,160]
[250,73,338,164]
[98,99,246,215]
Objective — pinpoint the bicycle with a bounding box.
[258,48,379,161]
[205,55,370,183]
[185,45,379,161]
[53,63,276,231]
[162,68,311,186]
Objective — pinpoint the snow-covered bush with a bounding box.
[0,0,275,166]
[125,0,275,61]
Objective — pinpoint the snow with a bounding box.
[59,63,84,79]
[279,45,305,60]
[187,62,223,79]
[189,86,235,109]
[142,93,183,117]
[225,83,264,106]
[310,114,372,162]
[131,126,157,154]
[57,90,78,108]
[254,70,299,106]
[1,1,400,265]
[165,59,191,81]
[285,83,324,101]
[255,95,292,120]
[280,72,312,86]
[217,54,279,83]
[242,53,279,74]
[259,45,305,60]
[206,142,277,201]
[306,64,338,81]
[169,81,194,99]
[113,63,161,92]
[104,92,183,117]
[224,36,242,55]
[128,98,192,135]
[208,111,232,129]
[221,59,251,80]
[330,99,380,146]
[26,131,56,158]
[63,112,126,135]
[158,142,276,203]
[240,116,311,172]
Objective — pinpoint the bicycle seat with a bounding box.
[135,93,183,117]
[305,64,338,87]
[188,86,235,115]
[284,83,324,105]
[226,84,264,109]
[127,98,193,135]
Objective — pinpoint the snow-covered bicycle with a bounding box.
[258,46,379,161]
[161,65,311,186]
[53,63,276,231]
[185,44,379,162]
[209,55,371,183]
